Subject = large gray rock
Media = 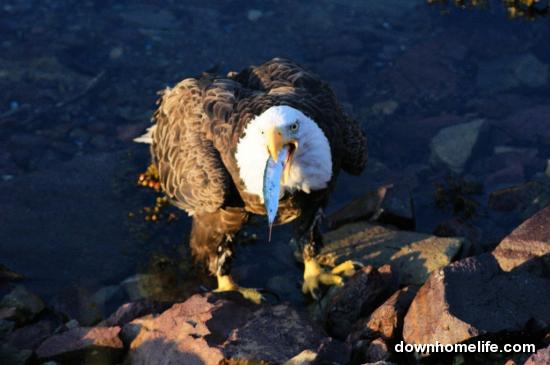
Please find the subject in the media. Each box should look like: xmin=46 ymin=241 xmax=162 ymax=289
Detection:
xmin=128 ymin=293 xmax=326 ymax=365
xmin=319 ymin=222 xmax=464 ymax=286
xmin=492 ymin=206 xmax=550 ymax=276
xmin=403 ymin=254 xmax=550 ymax=346
xmin=429 ymin=119 xmax=486 ymax=173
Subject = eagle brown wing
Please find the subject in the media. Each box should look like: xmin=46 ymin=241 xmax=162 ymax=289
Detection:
xmin=151 ymin=78 xmax=233 ymax=215
xmin=233 ymin=57 xmax=368 ymax=176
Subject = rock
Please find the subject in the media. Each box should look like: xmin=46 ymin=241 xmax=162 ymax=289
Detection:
xmin=101 ymin=299 xmax=171 ymax=327
xmin=477 ymin=54 xmax=549 ymax=94
xmin=488 ymin=181 xmax=550 ymax=217
xmin=0 ymin=343 xmax=32 ymax=365
xmin=319 ymin=222 xmax=465 ymax=286
xmin=378 ymin=40 xmax=461 ymax=103
xmin=329 ymin=184 xmax=415 ymax=231
xmin=371 ymin=100 xmax=399 ymax=116
xmin=429 ymin=119 xmax=486 ymax=173
xmin=0 ymin=319 xmax=14 ymax=338
xmin=380 ymin=114 xmax=466 ymax=166
xmin=0 ymin=307 xmax=17 ymax=321
xmin=403 ymin=254 xmax=550 ymax=346
xmin=546 ymin=160 xmax=550 ymax=178
xmin=313 ymin=337 xmax=351 ymax=365
xmin=247 ymin=9 xmax=263 ymax=22
xmin=349 ymin=286 xmax=418 ymax=343
xmin=129 ymin=293 xmax=325 ymax=365
xmin=492 ymin=206 xmax=550 ymax=276
xmin=365 ymin=338 xmax=391 ymax=363
xmin=328 ymin=186 xmax=386 ymax=229
xmin=36 ymin=326 xmax=123 ymax=364
xmin=121 ymin=274 xmax=170 ymax=301
xmin=497 ymin=105 xmax=550 ymax=144
xmin=433 ymin=218 xmax=480 ymax=256
xmin=6 ymin=319 xmax=56 ymax=351
xmin=324 ymin=265 xmax=398 ymax=339
xmin=524 ymin=345 xmax=550 ymax=365
xmin=0 ymin=264 xmax=24 ymax=283
xmin=0 ymin=286 xmax=45 ymax=324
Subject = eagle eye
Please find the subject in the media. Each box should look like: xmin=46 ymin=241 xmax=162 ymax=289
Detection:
xmin=289 ymin=121 xmax=299 ymax=132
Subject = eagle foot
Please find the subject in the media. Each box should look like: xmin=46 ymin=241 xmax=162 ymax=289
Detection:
xmin=214 ymin=274 xmax=263 ymax=304
xmin=302 ymin=259 xmax=357 ymax=300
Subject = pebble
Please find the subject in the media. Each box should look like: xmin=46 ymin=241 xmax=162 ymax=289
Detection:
xmin=109 ymin=47 xmax=124 ymax=59
xmin=247 ymin=9 xmax=263 ymax=21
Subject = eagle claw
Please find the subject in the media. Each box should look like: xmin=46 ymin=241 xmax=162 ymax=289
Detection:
xmin=302 ymin=259 xmax=356 ymax=300
xmin=214 ymin=274 xmax=264 ymax=304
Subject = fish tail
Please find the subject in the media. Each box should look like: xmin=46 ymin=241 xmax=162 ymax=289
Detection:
xmin=268 ymin=223 xmax=273 ymax=242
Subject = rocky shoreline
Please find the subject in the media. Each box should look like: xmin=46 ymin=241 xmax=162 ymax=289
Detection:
xmin=2 ymin=198 xmax=549 ymax=365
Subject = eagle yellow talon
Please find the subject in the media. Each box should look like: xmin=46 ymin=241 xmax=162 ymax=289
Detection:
xmin=214 ymin=274 xmax=263 ymax=304
xmin=330 ymin=260 xmax=357 ymax=277
xmin=302 ymin=259 xmax=355 ymax=299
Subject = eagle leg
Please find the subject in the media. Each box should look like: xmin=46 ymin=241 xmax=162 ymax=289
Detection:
xmin=295 ymin=207 xmax=356 ymax=299
xmin=190 ymin=208 xmax=262 ymax=304
xmin=213 ymin=242 xmax=263 ymax=304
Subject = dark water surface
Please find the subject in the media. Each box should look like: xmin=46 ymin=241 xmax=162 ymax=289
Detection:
xmin=1 ymin=0 xmax=549 ymax=319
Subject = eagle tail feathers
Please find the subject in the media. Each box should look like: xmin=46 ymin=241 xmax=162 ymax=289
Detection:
xmin=133 ymin=125 xmax=157 ymax=144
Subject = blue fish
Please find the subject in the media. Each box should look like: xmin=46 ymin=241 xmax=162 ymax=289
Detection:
xmin=263 ymin=147 xmax=289 ymax=241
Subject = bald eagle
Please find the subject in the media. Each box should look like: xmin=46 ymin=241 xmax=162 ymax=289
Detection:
xmin=136 ymin=58 xmax=367 ymax=302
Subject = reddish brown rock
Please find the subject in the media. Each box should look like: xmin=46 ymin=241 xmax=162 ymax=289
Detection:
xmin=36 ymin=326 xmax=123 ymax=363
xmin=492 ymin=206 xmax=550 ymax=275
xmin=128 ymin=292 xmax=325 ymax=365
xmin=349 ymin=286 xmax=418 ymax=344
xmin=524 ymin=345 xmax=550 ymax=365
xmin=325 ymin=265 xmax=398 ymax=340
xmin=403 ymin=254 xmax=550 ymax=346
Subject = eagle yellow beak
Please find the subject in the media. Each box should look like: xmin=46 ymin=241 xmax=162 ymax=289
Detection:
xmin=267 ymin=127 xmax=284 ymax=162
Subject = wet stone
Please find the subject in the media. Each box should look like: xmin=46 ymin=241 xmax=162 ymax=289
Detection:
xmin=429 ymin=119 xmax=486 ymax=174
xmin=0 ymin=286 xmax=45 ymax=324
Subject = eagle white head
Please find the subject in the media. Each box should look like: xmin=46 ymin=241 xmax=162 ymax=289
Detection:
xmin=235 ymin=105 xmax=333 ymax=199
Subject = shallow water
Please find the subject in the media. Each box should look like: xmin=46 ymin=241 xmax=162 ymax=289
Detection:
xmin=1 ymin=0 xmax=549 ymax=318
